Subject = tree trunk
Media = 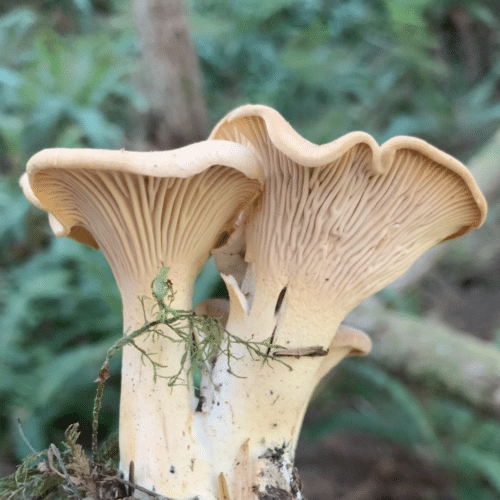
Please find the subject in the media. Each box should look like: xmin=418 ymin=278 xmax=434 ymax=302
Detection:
xmin=132 ymin=0 xmax=208 ymax=149
xmin=346 ymin=302 xmax=500 ymax=416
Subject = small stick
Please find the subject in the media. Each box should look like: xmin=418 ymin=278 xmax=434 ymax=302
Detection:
xmin=17 ymin=418 xmax=37 ymax=455
xmin=104 ymin=475 xmax=177 ymax=500
xmin=273 ymin=346 xmax=329 ymax=357
xmin=49 ymin=444 xmax=84 ymax=500
xmin=92 ymin=362 xmax=109 ymax=464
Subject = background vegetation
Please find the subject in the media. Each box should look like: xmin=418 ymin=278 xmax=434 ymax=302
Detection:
xmin=1 ymin=0 xmax=500 ymax=499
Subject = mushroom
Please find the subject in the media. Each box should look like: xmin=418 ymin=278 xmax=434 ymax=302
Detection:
xmin=20 ymin=141 xmax=263 ymax=498
xmin=202 ymin=104 xmax=487 ymax=496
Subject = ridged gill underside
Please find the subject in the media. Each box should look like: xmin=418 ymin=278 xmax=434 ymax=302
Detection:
xmin=214 ymin=116 xmax=482 ymax=312
xmin=32 ymin=166 xmax=260 ymax=291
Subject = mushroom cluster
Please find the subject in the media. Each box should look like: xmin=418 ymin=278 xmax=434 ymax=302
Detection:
xmin=21 ymin=105 xmax=486 ymax=500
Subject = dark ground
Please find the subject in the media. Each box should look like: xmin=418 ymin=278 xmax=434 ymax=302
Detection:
xmin=297 ymin=433 xmax=454 ymax=500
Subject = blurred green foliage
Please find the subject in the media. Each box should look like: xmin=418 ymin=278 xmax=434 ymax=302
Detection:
xmin=188 ymin=0 xmax=500 ymax=158
xmin=0 ymin=0 xmax=141 ymax=172
xmin=0 ymin=0 xmax=136 ymax=477
xmin=1 ymin=0 xmax=500 ymax=499
xmin=0 ymin=174 xmax=122 ymax=459
xmin=306 ymin=359 xmax=500 ymax=499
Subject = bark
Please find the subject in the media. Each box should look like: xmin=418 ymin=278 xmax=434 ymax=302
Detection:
xmin=132 ymin=0 xmax=208 ymax=149
xmin=346 ymin=303 xmax=500 ymax=415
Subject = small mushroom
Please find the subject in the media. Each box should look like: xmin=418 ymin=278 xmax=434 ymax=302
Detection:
xmin=20 ymin=141 xmax=263 ymax=497
xmin=293 ymin=325 xmax=372 ymax=441
xmin=195 ymin=297 xmax=230 ymax=328
xmin=203 ymin=105 xmax=486 ymax=495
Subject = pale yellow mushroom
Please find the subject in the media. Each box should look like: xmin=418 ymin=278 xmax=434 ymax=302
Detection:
xmin=21 ymin=141 xmax=263 ymax=499
xmin=202 ymin=104 xmax=486 ymax=498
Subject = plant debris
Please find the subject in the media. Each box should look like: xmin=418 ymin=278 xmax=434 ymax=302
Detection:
xmin=0 ymin=424 xmax=127 ymax=500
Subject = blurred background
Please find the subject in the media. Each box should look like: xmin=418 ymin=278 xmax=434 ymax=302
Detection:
xmin=1 ymin=0 xmax=500 ymax=499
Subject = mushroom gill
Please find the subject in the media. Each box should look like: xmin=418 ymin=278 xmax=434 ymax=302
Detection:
xmin=211 ymin=107 xmax=485 ymax=320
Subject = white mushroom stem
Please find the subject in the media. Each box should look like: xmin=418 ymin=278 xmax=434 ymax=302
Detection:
xmin=118 ymin=266 xmax=206 ymax=498
xmin=196 ymin=297 xmax=370 ymax=497
xmin=196 ymin=283 xmax=341 ymax=494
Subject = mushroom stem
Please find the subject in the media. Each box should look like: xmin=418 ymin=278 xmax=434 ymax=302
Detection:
xmin=118 ymin=266 xmax=212 ymax=498
xmin=196 ymin=281 xmax=353 ymax=498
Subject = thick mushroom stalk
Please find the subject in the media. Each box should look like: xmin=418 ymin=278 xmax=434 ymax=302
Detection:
xmin=204 ymin=105 xmax=487 ymax=497
xmin=21 ymin=142 xmax=263 ymax=499
xmin=195 ymin=299 xmax=371 ymax=497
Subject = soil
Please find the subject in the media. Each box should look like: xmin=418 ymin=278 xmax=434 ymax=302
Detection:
xmin=296 ymin=433 xmax=454 ymax=500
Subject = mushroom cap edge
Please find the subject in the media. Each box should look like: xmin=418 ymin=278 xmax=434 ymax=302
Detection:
xmin=209 ymin=104 xmax=487 ymax=240
xmin=25 ymin=140 xmax=264 ymax=185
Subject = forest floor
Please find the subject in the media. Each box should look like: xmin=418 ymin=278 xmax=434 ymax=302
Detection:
xmin=296 ymin=432 xmax=454 ymax=500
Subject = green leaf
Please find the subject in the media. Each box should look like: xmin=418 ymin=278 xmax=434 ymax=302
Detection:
xmin=467 ymin=421 xmax=500 ymax=454
xmin=0 ymin=65 xmax=20 ymax=86
xmin=35 ymin=341 xmax=114 ymax=407
xmin=455 ymin=445 xmax=500 ymax=493
xmin=304 ymin=407 xmax=423 ymax=449
xmin=68 ymin=104 xmax=124 ymax=148
xmin=231 ymin=0 xmax=298 ymax=20
xmin=344 ymin=361 xmax=440 ymax=449
xmin=0 ymin=7 xmax=37 ymax=46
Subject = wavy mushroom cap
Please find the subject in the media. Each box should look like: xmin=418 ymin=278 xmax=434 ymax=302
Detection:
xmin=21 ymin=141 xmax=263 ymax=291
xmin=209 ymin=105 xmax=487 ymax=314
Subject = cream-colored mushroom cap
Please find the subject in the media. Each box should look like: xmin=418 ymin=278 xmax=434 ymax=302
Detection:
xmin=209 ymin=105 xmax=487 ymax=320
xmin=20 ymin=141 xmax=263 ymax=293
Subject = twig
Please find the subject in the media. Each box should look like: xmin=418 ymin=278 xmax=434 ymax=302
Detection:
xmin=90 ymin=319 xmax=162 ymax=458
xmin=49 ymin=444 xmax=84 ymax=500
xmin=104 ymin=475 xmax=179 ymax=500
xmin=102 ymin=319 xmax=162 ymax=369
xmin=92 ymin=362 xmax=109 ymax=464
xmin=17 ymin=418 xmax=37 ymax=455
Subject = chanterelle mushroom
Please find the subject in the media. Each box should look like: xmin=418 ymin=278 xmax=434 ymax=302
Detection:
xmin=203 ymin=104 xmax=487 ymax=497
xmin=20 ymin=141 xmax=263 ymax=498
